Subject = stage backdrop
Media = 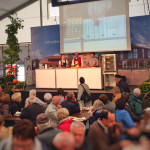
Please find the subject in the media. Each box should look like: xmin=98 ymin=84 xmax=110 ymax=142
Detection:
xmin=31 ymin=25 xmax=60 ymax=69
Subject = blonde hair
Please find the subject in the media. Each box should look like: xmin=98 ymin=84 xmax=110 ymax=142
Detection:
xmin=11 ymin=92 xmax=21 ymax=102
xmin=57 ymin=108 xmax=69 ymax=120
xmin=93 ymin=100 xmax=104 ymax=111
xmin=29 ymin=89 xmax=36 ymax=97
xmin=113 ymin=86 xmax=121 ymax=94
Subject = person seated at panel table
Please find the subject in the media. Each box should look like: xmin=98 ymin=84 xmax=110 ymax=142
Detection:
xmin=58 ymin=55 xmax=68 ymax=68
xmin=87 ymin=53 xmax=99 ymax=67
xmin=71 ymin=52 xmax=83 ymax=67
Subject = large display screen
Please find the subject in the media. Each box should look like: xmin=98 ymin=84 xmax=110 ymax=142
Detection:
xmin=60 ymin=0 xmax=131 ymax=53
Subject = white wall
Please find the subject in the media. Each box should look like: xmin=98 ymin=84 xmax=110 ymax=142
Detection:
xmin=0 ymin=0 xmax=150 ymax=44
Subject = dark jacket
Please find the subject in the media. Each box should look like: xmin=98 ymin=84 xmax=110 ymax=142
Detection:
xmin=125 ymin=104 xmax=142 ymax=122
xmin=61 ymin=100 xmax=80 ymax=116
xmin=76 ymin=137 xmax=94 ymax=150
xmin=20 ymin=103 xmax=43 ymax=125
xmin=129 ymin=94 xmax=144 ymax=115
xmin=89 ymin=110 xmax=103 ymax=125
xmin=117 ymin=79 xmax=130 ymax=93
xmin=38 ymin=127 xmax=61 ymax=150
xmin=10 ymin=101 xmax=21 ymax=116
xmin=88 ymin=120 xmax=121 ymax=150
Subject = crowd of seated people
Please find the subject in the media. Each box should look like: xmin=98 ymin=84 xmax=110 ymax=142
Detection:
xmin=0 ymin=75 xmax=149 ymax=150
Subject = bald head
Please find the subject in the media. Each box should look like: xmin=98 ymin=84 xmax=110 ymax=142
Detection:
xmin=52 ymin=96 xmax=60 ymax=106
xmin=53 ymin=132 xmax=75 ymax=150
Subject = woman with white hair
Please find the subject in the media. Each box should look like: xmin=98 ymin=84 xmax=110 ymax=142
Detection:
xmin=10 ymin=92 xmax=22 ymax=116
xmin=129 ymin=88 xmax=144 ymax=115
xmin=89 ymin=100 xmax=104 ymax=125
xmin=25 ymin=89 xmax=46 ymax=107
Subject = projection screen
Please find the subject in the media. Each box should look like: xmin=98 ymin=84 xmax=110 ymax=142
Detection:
xmin=59 ymin=0 xmax=131 ymax=53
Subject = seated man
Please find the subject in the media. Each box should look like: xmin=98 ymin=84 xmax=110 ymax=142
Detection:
xmin=114 ymin=74 xmax=130 ymax=93
xmin=53 ymin=132 xmax=75 ymax=150
xmin=20 ymin=99 xmax=43 ymax=125
xmin=36 ymin=113 xmax=61 ymax=149
xmin=88 ymin=110 xmax=135 ymax=150
xmin=129 ymin=88 xmax=144 ymax=115
xmin=25 ymin=89 xmax=46 ymax=107
xmin=112 ymin=86 xmax=121 ymax=104
xmin=45 ymin=96 xmax=61 ymax=128
xmin=70 ymin=121 xmax=94 ymax=150
xmin=0 ymin=119 xmax=47 ymax=150
xmin=61 ymin=92 xmax=80 ymax=116
xmin=87 ymin=53 xmax=98 ymax=67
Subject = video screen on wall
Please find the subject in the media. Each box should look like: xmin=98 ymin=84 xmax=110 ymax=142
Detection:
xmin=60 ymin=0 xmax=131 ymax=53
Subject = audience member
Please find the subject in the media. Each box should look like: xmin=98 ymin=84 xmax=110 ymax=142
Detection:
xmin=57 ymin=108 xmax=73 ymax=132
xmin=44 ymin=93 xmax=52 ymax=104
xmin=45 ymin=96 xmax=61 ymax=128
xmin=53 ymin=132 xmax=75 ymax=150
xmin=36 ymin=113 xmax=61 ymax=149
xmin=99 ymin=94 xmax=116 ymax=112
xmin=77 ymin=77 xmax=91 ymax=107
xmin=112 ymin=86 xmax=121 ymax=104
xmin=10 ymin=92 xmax=22 ymax=116
xmin=114 ymin=74 xmax=130 ymax=93
xmin=122 ymin=92 xmax=142 ymax=122
xmin=89 ymin=100 xmax=104 ymax=125
xmin=20 ymin=99 xmax=43 ymax=125
xmin=57 ymin=88 xmax=66 ymax=103
xmin=61 ymin=92 xmax=80 ymax=116
xmin=0 ymin=86 xmax=10 ymax=118
xmin=0 ymin=119 xmax=47 ymax=150
xmin=70 ymin=121 xmax=94 ymax=150
xmin=129 ymin=88 xmax=144 ymax=115
xmin=0 ymin=115 xmax=13 ymax=142
xmin=88 ymin=110 xmax=131 ymax=150
xmin=25 ymin=89 xmax=46 ymax=107
xmin=115 ymin=98 xmax=135 ymax=129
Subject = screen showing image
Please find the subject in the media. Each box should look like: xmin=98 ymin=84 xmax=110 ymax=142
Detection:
xmin=60 ymin=0 xmax=131 ymax=53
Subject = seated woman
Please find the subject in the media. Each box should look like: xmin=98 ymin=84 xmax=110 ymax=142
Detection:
xmin=0 ymin=115 xmax=13 ymax=142
xmin=58 ymin=55 xmax=68 ymax=68
xmin=57 ymin=108 xmax=73 ymax=132
xmin=0 ymin=87 xmax=10 ymax=118
xmin=115 ymin=98 xmax=135 ymax=129
xmin=129 ymin=88 xmax=144 ymax=115
xmin=10 ymin=92 xmax=22 ymax=116
xmin=25 ymin=89 xmax=46 ymax=107
xmin=89 ymin=100 xmax=104 ymax=125
xmin=57 ymin=88 xmax=67 ymax=103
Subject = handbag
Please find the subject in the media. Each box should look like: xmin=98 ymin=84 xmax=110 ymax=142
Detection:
xmin=80 ymin=84 xmax=91 ymax=104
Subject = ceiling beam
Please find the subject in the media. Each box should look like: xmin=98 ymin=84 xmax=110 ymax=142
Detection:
xmin=0 ymin=0 xmax=38 ymax=21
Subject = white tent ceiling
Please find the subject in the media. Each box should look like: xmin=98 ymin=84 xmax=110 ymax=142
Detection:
xmin=0 ymin=0 xmax=38 ymax=20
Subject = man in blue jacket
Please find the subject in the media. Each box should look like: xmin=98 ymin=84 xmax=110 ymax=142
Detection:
xmin=61 ymin=92 xmax=80 ymax=116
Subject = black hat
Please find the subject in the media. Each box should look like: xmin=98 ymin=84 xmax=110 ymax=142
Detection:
xmin=114 ymin=74 xmax=122 ymax=78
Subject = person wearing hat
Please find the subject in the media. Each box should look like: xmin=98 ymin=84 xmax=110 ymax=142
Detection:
xmin=114 ymin=74 xmax=130 ymax=93
xmin=36 ymin=113 xmax=61 ymax=150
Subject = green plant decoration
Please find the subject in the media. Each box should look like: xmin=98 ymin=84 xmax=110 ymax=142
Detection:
xmin=4 ymin=12 xmax=24 ymax=77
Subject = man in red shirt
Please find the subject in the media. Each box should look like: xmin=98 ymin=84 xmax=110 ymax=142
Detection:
xmin=72 ymin=52 xmax=83 ymax=67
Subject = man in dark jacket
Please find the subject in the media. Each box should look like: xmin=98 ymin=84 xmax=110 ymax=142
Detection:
xmin=114 ymin=74 xmax=130 ymax=93
xmin=20 ymin=102 xmax=43 ymax=125
xmin=61 ymin=92 xmax=80 ymax=116
xmin=36 ymin=113 xmax=61 ymax=149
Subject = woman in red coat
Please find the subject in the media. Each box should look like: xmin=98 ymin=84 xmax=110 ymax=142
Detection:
xmin=57 ymin=108 xmax=73 ymax=132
